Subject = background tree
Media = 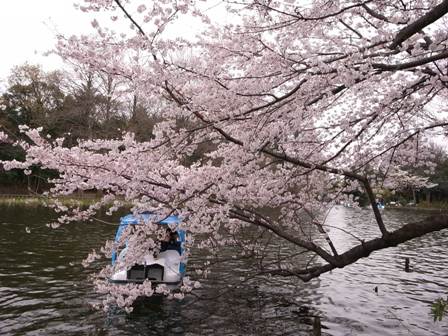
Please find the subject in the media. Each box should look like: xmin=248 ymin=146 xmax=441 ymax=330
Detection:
xmin=424 ymin=143 xmax=448 ymax=203
xmin=1 ymin=64 xmax=67 ymax=135
xmin=0 ymin=60 xmax=171 ymax=192
xmin=0 ymin=64 xmax=69 ymax=192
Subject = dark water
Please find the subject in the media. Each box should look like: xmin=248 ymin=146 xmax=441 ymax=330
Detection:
xmin=0 ymin=205 xmax=447 ymax=335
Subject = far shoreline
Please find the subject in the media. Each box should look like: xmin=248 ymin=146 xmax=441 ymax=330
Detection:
xmin=0 ymin=193 xmax=102 ymax=206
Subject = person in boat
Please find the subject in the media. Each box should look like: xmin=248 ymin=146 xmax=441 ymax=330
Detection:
xmin=160 ymin=228 xmax=180 ymax=253
xmin=376 ymin=197 xmax=385 ymax=209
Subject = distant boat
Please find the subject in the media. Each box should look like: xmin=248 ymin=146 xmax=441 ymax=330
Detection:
xmin=109 ymin=213 xmax=186 ymax=289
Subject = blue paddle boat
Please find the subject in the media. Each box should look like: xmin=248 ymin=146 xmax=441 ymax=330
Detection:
xmin=109 ymin=213 xmax=186 ymax=288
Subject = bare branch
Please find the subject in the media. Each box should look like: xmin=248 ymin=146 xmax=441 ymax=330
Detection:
xmin=113 ymin=0 xmax=148 ymax=38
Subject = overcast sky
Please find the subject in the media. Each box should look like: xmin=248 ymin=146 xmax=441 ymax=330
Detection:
xmin=0 ymin=1 xmax=225 ymax=84
xmin=0 ymin=1 xmax=94 ymax=81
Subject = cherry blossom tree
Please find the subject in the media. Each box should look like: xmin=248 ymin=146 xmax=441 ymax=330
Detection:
xmin=2 ymin=0 xmax=448 ymax=310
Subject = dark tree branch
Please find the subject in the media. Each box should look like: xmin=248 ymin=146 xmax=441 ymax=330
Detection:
xmin=373 ymin=50 xmax=448 ymax=71
xmin=292 ymin=2 xmax=373 ymax=21
xmin=361 ymin=4 xmax=390 ymax=22
xmin=270 ymin=214 xmax=448 ymax=281
xmin=339 ymin=19 xmax=364 ymax=39
xmin=226 ymin=205 xmax=337 ymax=264
xmin=389 ymin=0 xmax=448 ymax=49
xmin=362 ymin=179 xmax=388 ymax=236
xmin=113 ymin=0 xmax=148 ymax=38
xmin=113 ymin=0 xmax=159 ymax=61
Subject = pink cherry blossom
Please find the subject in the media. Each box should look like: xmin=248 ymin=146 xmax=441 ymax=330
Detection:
xmin=2 ymin=0 xmax=448 ymax=311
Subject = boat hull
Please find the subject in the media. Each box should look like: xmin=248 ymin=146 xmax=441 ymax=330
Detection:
xmin=109 ymin=250 xmax=184 ymax=288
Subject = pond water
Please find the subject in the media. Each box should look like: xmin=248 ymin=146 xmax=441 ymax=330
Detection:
xmin=0 ymin=204 xmax=447 ymax=335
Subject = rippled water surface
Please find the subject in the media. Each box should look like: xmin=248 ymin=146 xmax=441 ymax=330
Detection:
xmin=0 ymin=205 xmax=447 ymax=335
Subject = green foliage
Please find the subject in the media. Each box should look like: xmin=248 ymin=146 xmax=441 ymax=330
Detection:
xmin=431 ymin=297 xmax=448 ymax=322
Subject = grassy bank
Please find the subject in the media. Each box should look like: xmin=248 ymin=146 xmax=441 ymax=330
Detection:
xmin=0 ymin=194 xmax=102 ymax=207
xmin=416 ymin=201 xmax=448 ymax=210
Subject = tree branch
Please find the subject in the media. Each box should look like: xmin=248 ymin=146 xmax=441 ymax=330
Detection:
xmin=389 ymin=0 xmax=448 ymax=49
xmin=113 ymin=0 xmax=148 ymax=38
xmin=270 ymin=214 xmax=448 ymax=281
xmin=362 ymin=179 xmax=388 ymax=236
xmin=373 ymin=50 xmax=448 ymax=71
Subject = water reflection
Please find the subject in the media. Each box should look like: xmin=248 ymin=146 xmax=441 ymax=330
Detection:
xmin=0 ymin=205 xmax=447 ymax=335
xmin=320 ymin=206 xmax=448 ymax=336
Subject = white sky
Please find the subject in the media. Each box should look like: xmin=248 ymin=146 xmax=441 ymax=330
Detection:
xmin=0 ymin=0 xmax=227 ymax=86
xmin=0 ymin=1 xmax=94 ymax=82
xmin=0 ymin=1 xmax=446 ymax=151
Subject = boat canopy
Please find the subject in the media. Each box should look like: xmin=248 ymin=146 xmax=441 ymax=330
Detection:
xmin=111 ymin=212 xmax=185 ymax=265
